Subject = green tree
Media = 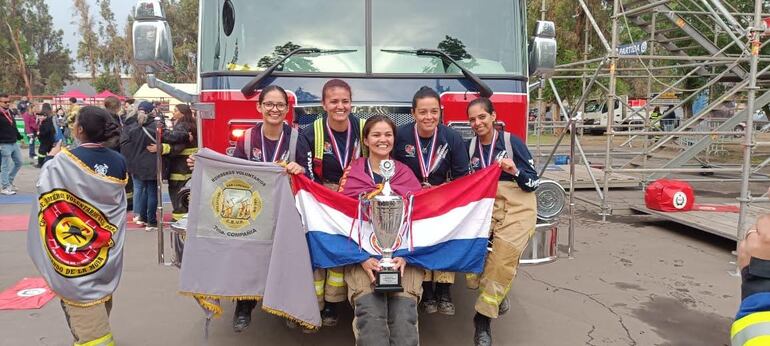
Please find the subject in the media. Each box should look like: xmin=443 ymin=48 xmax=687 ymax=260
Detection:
xmin=0 ymin=0 xmax=73 ymax=96
xmin=93 ymin=72 xmax=121 ymax=93
xmin=97 ymin=0 xmax=128 ymax=95
xmin=257 ymin=41 xmax=318 ymax=72
xmin=73 ymin=0 xmax=99 ymax=80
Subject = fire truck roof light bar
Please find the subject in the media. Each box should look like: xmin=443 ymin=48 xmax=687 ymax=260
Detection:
xmin=240 ymin=47 xmax=358 ymax=98
xmin=380 ymin=48 xmax=493 ymax=98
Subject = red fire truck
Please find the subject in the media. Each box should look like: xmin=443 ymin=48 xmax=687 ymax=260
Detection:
xmin=132 ymin=0 xmax=556 ymax=152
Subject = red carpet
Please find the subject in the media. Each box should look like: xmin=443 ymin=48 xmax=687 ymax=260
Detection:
xmin=0 ymin=213 xmax=175 ymax=232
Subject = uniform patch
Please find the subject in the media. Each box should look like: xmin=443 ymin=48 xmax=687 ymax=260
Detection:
xmin=404 ymin=144 xmax=416 ymax=158
xmin=38 ymin=189 xmax=116 ymax=278
xmin=471 ymin=157 xmax=480 ymax=169
xmin=211 ymin=178 xmax=263 ymax=234
xmin=93 ymin=164 xmax=108 ymax=177
xmin=323 ymin=142 xmax=333 ymax=155
xmin=251 ymin=148 xmax=263 ymax=161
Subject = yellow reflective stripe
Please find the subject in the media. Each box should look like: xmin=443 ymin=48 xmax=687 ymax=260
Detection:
xmin=74 ymin=333 xmax=114 ymax=346
xmin=480 ymin=292 xmax=507 ymax=306
xmin=169 ymin=173 xmax=192 ymax=181
xmin=161 ymin=143 xmax=171 ymax=155
xmin=314 ymin=280 xmax=325 ymax=296
xmin=733 ymin=321 xmax=770 ymax=346
xmin=327 ymin=270 xmax=345 ymax=287
xmin=358 ymin=118 xmax=367 ymax=157
xmin=180 ymin=147 xmax=198 ymax=156
xmin=313 ymin=118 xmax=324 ymax=160
xmin=746 ymin=335 xmax=770 ymax=346
xmin=172 ymin=212 xmax=186 ymax=219
xmin=733 ymin=312 xmax=770 ymax=338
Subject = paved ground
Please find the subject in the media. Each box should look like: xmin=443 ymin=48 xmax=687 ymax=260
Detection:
xmin=0 ymin=163 xmax=744 ymax=346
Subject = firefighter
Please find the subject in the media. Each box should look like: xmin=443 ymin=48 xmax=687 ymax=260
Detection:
xmin=299 ymin=79 xmax=365 ymax=327
xmin=465 ymin=97 xmax=539 ymax=346
xmin=337 ymin=115 xmax=423 ymax=346
xmin=393 ymin=86 xmax=470 ymax=316
xmin=732 ymin=213 xmax=770 ymax=346
xmin=147 ymin=104 xmax=198 ymax=221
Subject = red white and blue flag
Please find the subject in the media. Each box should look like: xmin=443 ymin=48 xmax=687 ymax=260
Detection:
xmin=291 ymin=165 xmax=501 ymax=273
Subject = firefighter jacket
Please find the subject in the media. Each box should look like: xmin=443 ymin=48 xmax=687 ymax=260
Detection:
xmin=161 ymin=121 xmax=197 ymax=183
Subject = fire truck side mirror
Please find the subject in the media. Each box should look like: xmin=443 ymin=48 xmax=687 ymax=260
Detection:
xmin=132 ymin=0 xmax=174 ymax=72
xmin=528 ymin=20 xmax=557 ymax=78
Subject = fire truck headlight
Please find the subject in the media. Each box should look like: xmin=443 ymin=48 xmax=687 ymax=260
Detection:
xmin=231 ymin=129 xmax=245 ymax=139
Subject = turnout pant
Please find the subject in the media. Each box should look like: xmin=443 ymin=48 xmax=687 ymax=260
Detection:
xmin=168 ymin=179 xmax=187 ymax=221
xmin=313 ymin=182 xmax=347 ymax=308
xmin=423 ymin=270 xmax=455 ymax=284
xmin=345 ymin=264 xmax=424 ymax=346
xmin=60 ymin=299 xmax=114 ymax=346
xmin=468 ymin=181 xmax=536 ymax=319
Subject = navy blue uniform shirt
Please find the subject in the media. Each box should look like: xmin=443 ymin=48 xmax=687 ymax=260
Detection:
xmin=69 ymin=145 xmax=127 ymax=180
xmin=299 ymin=115 xmax=363 ymax=184
xmin=393 ymin=123 xmax=469 ymax=186
xmin=468 ymin=131 xmax=539 ymax=192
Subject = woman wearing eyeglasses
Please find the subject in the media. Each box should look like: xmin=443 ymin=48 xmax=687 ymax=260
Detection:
xmin=229 ymin=84 xmax=307 ymax=332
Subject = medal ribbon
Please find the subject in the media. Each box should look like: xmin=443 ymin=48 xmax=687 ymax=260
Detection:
xmin=414 ymin=127 xmax=438 ymax=182
xmin=366 ymin=159 xmax=376 ymax=184
xmin=326 ymin=119 xmax=352 ymax=169
xmin=260 ymin=124 xmax=285 ymax=163
xmin=478 ymin=130 xmax=498 ymax=168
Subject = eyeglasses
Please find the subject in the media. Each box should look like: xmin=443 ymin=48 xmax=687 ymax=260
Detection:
xmin=262 ymin=102 xmax=287 ymax=111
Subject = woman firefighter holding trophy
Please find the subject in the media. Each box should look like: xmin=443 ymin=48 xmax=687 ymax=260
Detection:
xmin=465 ymin=97 xmax=540 ymax=346
xmin=337 ymin=115 xmax=424 ymax=345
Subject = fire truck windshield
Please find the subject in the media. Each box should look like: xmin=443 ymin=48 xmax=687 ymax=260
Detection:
xmin=200 ymin=0 xmax=526 ymax=76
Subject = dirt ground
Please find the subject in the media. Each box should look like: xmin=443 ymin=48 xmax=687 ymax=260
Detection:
xmin=0 ymin=161 xmax=745 ymax=346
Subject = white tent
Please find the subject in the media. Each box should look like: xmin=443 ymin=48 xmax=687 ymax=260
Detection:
xmin=132 ymin=83 xmax=198 ymax=110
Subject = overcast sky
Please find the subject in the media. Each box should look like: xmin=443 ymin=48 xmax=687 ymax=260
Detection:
xmin=47 ymin=0 xmax=135 ymax=73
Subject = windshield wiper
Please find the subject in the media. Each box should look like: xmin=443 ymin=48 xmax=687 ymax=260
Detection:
xmin=241 ymin=48 xmax=357 ymax=97
xmin=381 ymin=48 xmax=493 ymax=98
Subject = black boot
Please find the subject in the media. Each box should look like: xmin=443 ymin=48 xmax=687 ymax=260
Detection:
xmin=498 ymin=296 xmax=510 ymax=316
xmin=473 ymin=313 xmax=492 ymax=346
xmin=233 ymin=300 xmax=257 ymax=333
xmin=419 ymin=282 xmax=437 ymax=314
xmin=435 ymin=283 xmax=455 ymax=315
xmin=321 ymin=301 xmax=339 ymax=327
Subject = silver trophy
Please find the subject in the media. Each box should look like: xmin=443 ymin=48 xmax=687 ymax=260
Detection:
xmin=368 ymin=160 xmax=404 ymax=293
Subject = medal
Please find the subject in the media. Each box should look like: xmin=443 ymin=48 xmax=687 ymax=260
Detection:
xmin=414 ymin=127 xmax=438 ymax=183
xmin=260 ymin=124 xmax=286 ymax=163
xmin=326 ymin=119 xmax=352 ymax=169
xmin=478 ymin=130 xmax=498 ymax=168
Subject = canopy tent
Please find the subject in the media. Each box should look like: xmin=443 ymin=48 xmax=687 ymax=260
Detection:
xmin=94 ymin=90 xmax=125 ymax=100
xmin=58 ymin=89 xmax=91 ymax=100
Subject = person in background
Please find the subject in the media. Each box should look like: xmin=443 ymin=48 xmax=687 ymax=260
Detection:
xmin=22 ymin=101 xmax=39 ymax=163
xmin=35 ymin=103 xmax=56 ymax=168
xmin=147 ymin=104 xmax=198 ymax=222
xmin=16 ymin=96 xmax=29 ymax=115
xmin=120 ymin=101 xmax=159 ymax=231
xmin=102 ymin=96 xmax=123 ymax=151
xmin=466 ymin=97 xmax=539 ymax=346
xmin=66 ymin=97 xmax=81 ymax=146
xmin=0 ymin=93 xmax=22 ymax=195
xmin=732 ymin=212 xmax=770 ymax=346
xmin=393 ymin=86 xmax=470 ymax=316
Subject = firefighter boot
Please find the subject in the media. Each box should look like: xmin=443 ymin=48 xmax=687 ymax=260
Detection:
xmin=473 ymin=313 xmax=492 ymax=346
xmin=233 ymin=300 xmax=257 ymax=332
xmin=321 ymin=301 xmax=339 ymax=327
xmin=436 ymin=283 xmax=455 ymax=315
xmin=419 ymin=281 xmax=437 ymax=314
xmin=498 ymin=296 xmax=510 ymax=316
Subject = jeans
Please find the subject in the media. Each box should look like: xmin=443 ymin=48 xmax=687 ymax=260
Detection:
xmin=26 ymin=133 xmax=36 ymax=160
xmin=0 ymin=142 xmax=22 ymax=189
xmin=132 ymin=177 xmax=158 ymax=225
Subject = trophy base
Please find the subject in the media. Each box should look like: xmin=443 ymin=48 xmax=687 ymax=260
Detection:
xmin=374 ymin=270 xmax=403 ymax=293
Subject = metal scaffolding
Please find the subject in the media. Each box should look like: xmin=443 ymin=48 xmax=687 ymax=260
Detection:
xmin=535 ymin=0 xmax=769 ymax=250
